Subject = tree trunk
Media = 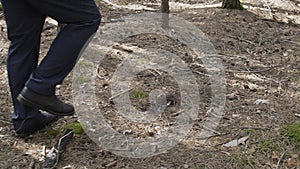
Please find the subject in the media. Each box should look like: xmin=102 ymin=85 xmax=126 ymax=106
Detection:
xmin=222 ymin=0 xmax=243 ymax=10
xmin=160 ymin=0 xmax=170 ymax=29
xmin=161 ymin=0 xmax=170 ymax=14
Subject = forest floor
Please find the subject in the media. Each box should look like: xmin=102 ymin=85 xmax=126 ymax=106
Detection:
xmin=0 ymin=0 xmax=299 ymax=168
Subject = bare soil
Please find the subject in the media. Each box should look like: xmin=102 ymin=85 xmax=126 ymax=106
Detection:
xmin=0 ymin=0 xmax=299 ymax=168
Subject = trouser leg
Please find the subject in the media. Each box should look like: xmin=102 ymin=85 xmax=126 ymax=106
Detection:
xmin=1 ymin=0 xmax=46 ymax=121
xmin=25 ymin=0 xmax=101 ymax=95
xmin=2 ymin=0 xmax=101 ymax=127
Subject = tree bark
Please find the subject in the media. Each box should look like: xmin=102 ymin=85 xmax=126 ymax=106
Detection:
xmin=160 ymin=0 xmax=170 ymax=29
xmin=222 ymin=0 xmax=243 ymax=10
xmin=161 ymin=0 xmax=170 ymax=14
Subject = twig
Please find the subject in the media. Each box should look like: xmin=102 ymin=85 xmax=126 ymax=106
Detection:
xmin=226 ymin=64 xmax=282 ymax=73
xmin=150 ymin=69 xmax=162 ymax=76
xmin=28 ymin=159 xmax=35 ymax=169
xmin=226 ymin=67 xmax=273 ymax=73
xmin=0 ymin=134 xmax=9 ymax=138
xmin=192 ymin=70 xmax=210 ymax=77
xmin=239 ymin=126 xmax=271 ymax=131
xmin=71 ymin=147 xmax=98 ymax=151
xmin=228 ymin=35 xmax=257 ymax=46
xmin=202 ymin=125 xmax=222 ymax=135
xmin=0 ymin=119 xmax=11 ymax=125
xmin=190 ymin=63 xmax=204 ymax=67
xmin=106 ymin=160 xmax=117 ymax=168
xmin=171 ymin=109 xmax=185 ymax=117
xmin=276 ymin=151 xmax=286 ymax=169
xmin=247 ymin=157 xmax=255 ymax=169
xmin=109 ymin=88 xmax=133 ymax=100
xmin=283 ymin=40 xmax=300 ymax=45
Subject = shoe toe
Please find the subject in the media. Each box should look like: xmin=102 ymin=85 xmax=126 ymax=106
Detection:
xmin=13 ymin=111 xmax=59 ymax=137
xmin=13 ymin=118 xmax=45 ymax=137
xmin=40 ymin=111 xmax=59 ymax=125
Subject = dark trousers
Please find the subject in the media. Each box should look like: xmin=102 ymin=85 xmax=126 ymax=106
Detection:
xmin=1 ymin=0 xmax=101 ymax=125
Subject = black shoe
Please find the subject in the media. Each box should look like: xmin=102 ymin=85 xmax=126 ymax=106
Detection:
xmin=17 ymin=87 xmax=75 ymax=116
xmin=14 ymin=111 xmax=59 ymax=138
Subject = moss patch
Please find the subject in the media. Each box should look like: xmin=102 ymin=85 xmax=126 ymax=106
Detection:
xmin=64 ymin=122 xmax=85 ymax=134
xmin=75 ymin=76 xmax=91 ymax=84
xmin=282 ymin=122 xmax=300 ymax=144
xmin=257 ymin=140 xmax=279 ymax=152
xmin=46 ymin=128 xmax=60 ymax=137
xmin=77 ymin=59 xmax=93 ymax=68
xmin=130 ymin=90 xmax=149 ymax=99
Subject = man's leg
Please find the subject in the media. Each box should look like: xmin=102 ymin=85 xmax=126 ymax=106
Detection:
xmin=25 ymin=0 xmax=101 ymax=96
xmin=1 ymin=0 xmax=57 ymax=135
xmin=15 ymin=0 xmax=101 ymax=116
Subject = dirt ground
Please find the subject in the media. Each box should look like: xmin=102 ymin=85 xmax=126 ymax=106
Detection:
xmin=0 ymin=0 xmax=299 ymax=168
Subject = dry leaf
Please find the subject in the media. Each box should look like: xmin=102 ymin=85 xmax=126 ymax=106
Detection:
xmin=286 ymin=158 xmax=299 ymax=168
xmin=222 ymin=136 xmax=249 ymax=147
xmin=272 ymin=151 xmax=280 ymax=161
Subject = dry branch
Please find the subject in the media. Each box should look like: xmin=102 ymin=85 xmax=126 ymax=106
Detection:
xmin=109 ymin=88 xmax=133 ymax=101
xmin=276 ymin=152 xmax=286 ymax=169
xmin=228 ymin=35 xmax=257 ymax=46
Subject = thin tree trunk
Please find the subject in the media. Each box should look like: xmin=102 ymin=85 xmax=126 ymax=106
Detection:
xmin=161 ymin=0 xmax=170 ymax=29
xmin=222 ymin=0 xmax=243 ymax=10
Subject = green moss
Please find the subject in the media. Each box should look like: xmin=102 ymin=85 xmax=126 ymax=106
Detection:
xmin=231 ymin=151 xmax=250 ymax=166
xmin=257 ymin=140 xmax=279 ymax=152
xmin=46 ymin=128 xmax=60 ymax=137
xmin=282 ymin=122 xmax=300 ymax=143
xmin=246 ymin=129 xmax=254 ymax=135
xmin=239 ymin=4 xmax=244 ymax=10
xmin=64 ymin=122 xmax=85 ymax=134
xmin=130 ymin=90 xmax=149 ymax=99
xmin=77 ymin=59 xmax=93 ymax=68
xmin=75 ymin=76 xmax=91 ymax=84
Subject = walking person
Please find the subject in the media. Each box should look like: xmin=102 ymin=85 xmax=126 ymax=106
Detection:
xmin=1 ymin=0 xmax=101 ymax=137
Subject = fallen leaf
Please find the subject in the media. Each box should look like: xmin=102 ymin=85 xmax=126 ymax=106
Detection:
xmin=286 ymin=158 xmax=299 ymax=168
xmin=272 ymin=151 xmax=280 ymax=161
xmin=237 ymin=136 xmax=249 ymax=145
xmin=222 ymin=136 xmax=249 ymax=147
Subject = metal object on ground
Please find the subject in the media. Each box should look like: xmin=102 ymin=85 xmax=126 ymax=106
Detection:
xmin=41 ymin=129 xmax=74 ymax=169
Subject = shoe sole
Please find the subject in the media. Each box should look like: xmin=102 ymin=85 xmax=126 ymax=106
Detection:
xmin=14 ymin=114 xmax=60 ymax=138
xmin=17 ymin=94 xmax=75 ymax=116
